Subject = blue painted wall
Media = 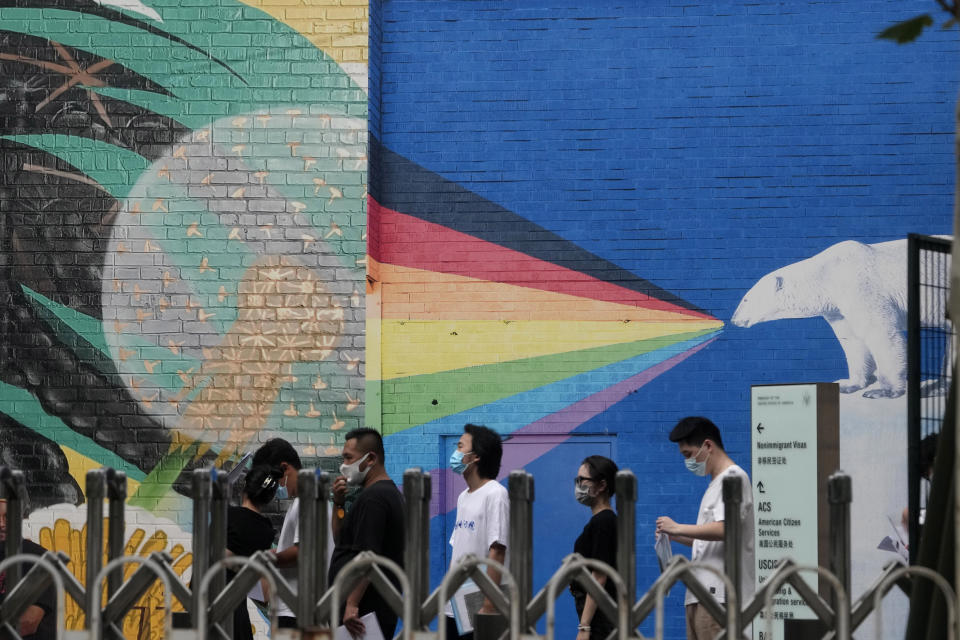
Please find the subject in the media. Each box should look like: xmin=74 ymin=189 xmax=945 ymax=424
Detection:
xmin=378 ymin=1 xmax=957 ymax=636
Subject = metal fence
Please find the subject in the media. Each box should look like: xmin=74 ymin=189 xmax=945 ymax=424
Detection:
xmin=0 ymin=465 xmax=957 ymax=640
xmin=907 ymin=233 xmax=954 ymax=564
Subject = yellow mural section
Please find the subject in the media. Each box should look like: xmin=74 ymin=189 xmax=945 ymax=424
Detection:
xmin=238 ymin=0 xmax=368 ymax=63
xmin=61 ymin=447 xmax=142 ymax=495
xmin=35 ymin=516 xmax=191 ymax=636
xmin=380 ymin=319 xmax=723 ymax=379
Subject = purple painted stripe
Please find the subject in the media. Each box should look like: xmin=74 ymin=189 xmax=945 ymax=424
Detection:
xmin=429 ymin=337 xmax=717 ymax=517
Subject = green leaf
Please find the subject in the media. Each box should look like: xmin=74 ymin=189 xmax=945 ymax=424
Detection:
xmin=877 ymin=14 xmax=934 ymax=43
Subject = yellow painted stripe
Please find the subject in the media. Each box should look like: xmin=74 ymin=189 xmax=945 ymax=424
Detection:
xmin=237 ymin=0 xmax=368 ymax=65
xmin=379 ymin=319 xmax=723 ymax=379
xmin=378 ymin=262 xmax=705 ymax=322
xmin=61 ymin=446 xmax=142 ymax=496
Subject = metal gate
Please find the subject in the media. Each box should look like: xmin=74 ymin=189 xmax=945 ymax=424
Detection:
xmin=1 ymin=465 xmax=958 ymax=639
xmin=906 ymin=233 xmax=954 ymax=564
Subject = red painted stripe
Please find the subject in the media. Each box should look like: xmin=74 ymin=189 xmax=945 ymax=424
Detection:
xmin=369 ymin=197 xmax=716 ymax=320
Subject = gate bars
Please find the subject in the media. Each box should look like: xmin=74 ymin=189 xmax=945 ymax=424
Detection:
xmin=0 ymin=466 xmax=957 ymax=640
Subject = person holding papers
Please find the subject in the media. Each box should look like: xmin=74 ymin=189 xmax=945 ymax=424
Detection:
xmin=446 ymin=424 xmax=509 ymax=640
xmin=570 ymin=456 xmax=618 ymax=640
xmin=329 ymin=428 xmax=405 ymax=639
xmin=252 ymin=438 xmax=303 ymax=629
xmin=655 ymin=417 xmax=755 ymax=640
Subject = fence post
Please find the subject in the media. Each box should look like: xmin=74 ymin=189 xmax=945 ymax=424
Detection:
xmin=403 ymin=468 xmax=431 ymax=630
xmin=615 ymin=470 xmax=637 ymax=612
xmin=316 ymin=471 xmax=332 ymax=599
xmin=509 ymin=470 xmax=534 ymax=632
xmin=722 ymin=475 xmax=743 ymax=636
xmin=0 ymin=468 xmax=26 ymax=586
xmin=191 ymin=467 xmax=213 ymax=627
xmin=106 ymin=469 xmax=127 ymax=599
xmin=209 ymin=469 xmax=230 ymax=636
xmin=828 ymin=472 xmax=852 ymax=610
xmin=298 ymin=469 xmax=319 ymax=627
xmin=85 ymin=469 xmax=107 ymax=628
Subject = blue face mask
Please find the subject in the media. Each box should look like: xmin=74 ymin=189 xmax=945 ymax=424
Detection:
xmin=684 ymin=444 xmax=710 ymax=477
xmin=450 ymin=450 xmax=473 ymax=475
xmin=276 ymin=470 xmax=290 ymax=500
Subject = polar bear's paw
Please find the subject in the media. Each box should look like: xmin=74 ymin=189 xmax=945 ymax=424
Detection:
xmin=862 ymin=386 xmax=905 ymax=399
xmin=836 ymin=376 xmax=874 ymax=394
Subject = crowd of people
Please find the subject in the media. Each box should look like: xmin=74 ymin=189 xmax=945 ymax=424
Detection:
xmin=237 ymin=417 xmax=754 ymax=640
xmin=0 ymin=416 xmax=754 ymax=640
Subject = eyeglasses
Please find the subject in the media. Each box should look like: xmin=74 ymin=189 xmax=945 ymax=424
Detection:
xmin=574 ymin=476 xmax=595 ymax=488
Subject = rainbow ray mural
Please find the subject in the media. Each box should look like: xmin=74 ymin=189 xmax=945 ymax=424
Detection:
xmin=368 ymin=139 xmax=723 ymax=502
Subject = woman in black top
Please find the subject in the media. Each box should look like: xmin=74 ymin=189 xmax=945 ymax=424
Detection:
xmin=227 ymin=465 xmax=280 ymax=640
xmin=571 ymin=455 xmax=618 ymax=640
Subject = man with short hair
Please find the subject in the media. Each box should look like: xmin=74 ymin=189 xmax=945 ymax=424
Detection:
xmin=329 ymin=428 xmax=404 ymax=639
xmin=0 ymin=499 xmax=55 ymax=639
xmin=655 ymin=416 xmax=755 ymax=640
xmin=252 ymin=438 xmax=303 ymax=629
xmin=446 ymin=423 xmax=509 ymax=640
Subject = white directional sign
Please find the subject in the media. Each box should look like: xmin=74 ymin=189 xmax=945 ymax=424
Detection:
xmin=751 ymin=384 xmax=820 ymax=639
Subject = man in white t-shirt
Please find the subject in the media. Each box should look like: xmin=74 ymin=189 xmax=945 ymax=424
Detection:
xmin=252 ymin=438 xmax=303 ymax=629
xmin=655 ymin=417 xmax=755 ymax=640
xmin=447 ymin=423 xmax=510 ymax=640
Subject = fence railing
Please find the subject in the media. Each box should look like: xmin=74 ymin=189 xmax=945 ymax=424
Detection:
xmin=0 ymin=465 xmax=956 ymax=640
xmin=906 ymin=233 xmax=954 ymax=564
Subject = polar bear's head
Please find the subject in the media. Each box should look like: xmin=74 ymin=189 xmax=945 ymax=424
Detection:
xmin=731 ymin=270 xmax=809 ymax=328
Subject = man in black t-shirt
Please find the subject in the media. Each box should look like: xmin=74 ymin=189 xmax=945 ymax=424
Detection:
xmin=0 ymin=500 xmax=55 ymax=640
xmin=329 ymin=429 xmax=404 ymax=639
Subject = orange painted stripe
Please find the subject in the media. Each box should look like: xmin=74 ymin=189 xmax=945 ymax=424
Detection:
xmin=369 ymin=199 xmax=716 ymax=320
xmin=374 ymin=261 xmax=705 ymax=322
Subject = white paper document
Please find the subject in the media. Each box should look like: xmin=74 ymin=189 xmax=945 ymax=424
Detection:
xmin=450 ymin=578 xmax=485 ymax=635
xmin=335 ymin=612 xmax=384 ymax=640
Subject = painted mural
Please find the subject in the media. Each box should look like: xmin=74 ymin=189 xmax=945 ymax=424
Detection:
xmin=23 ymin=504 xmax=193 ymax=632
xmin=0 ymin=0 xmax=367 ymax=635
xmin=0 ymin=1 xmax=958 ymax=639
xmin=373 ymin=1 xmax=958 ymax=638
xmin=733 ymin=238 xmax=952 ymax=399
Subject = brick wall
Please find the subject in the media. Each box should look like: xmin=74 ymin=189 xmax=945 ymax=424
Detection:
xmin=0 ymin=0 xmax=957 ymax=637
xmin=372 ymin=1 xmax=958 ymax=636
xmin=0 ymin=0 xmax=369 ymax=517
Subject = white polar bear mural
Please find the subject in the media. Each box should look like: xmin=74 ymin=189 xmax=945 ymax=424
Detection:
xmin=731 ymin=237 xmax=951 ymax=399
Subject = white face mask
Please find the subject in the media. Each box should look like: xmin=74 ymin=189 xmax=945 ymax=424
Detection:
xmin=340 ymin=452 xmax=372 ymax=486
xmin=684 ymin=444 xmax=710 ymax=477
xmin=574 ymin=484 xmax=596 ymax=506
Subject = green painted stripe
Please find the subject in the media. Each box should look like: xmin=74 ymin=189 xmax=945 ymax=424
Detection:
xmin=127 ymin=441 xmax=204 ymax=507
xmin=0 ymin=8 xmax=244 ymax=88
xmin=21 ymin=286 xmax=111 ymax=355
xmin=378 ymin=328 xmax=716 ymax=435
xmin=22 ymin=285 xmax=202 ymax=392
xmin=0 ymin=8 xmax=367 ymax=119
xmin=0 ymin=382 xmax=146 ymax=481
xmin=2 ymin=134 xmax=149 ymax=200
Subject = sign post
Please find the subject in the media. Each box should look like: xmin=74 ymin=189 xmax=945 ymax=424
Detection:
xmin=751 ymin=383 xmax=839 ymax=640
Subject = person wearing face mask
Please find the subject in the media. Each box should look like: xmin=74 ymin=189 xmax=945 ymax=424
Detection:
xmin=329 ymin=428 xmax=404 ymax=639
xmin=655 ymin=417 xmax=755 ymax=640
xmin=570 ymin=456 xmax=618 ymax=640
xmin=226 ymin=465 xmax=280 ymax=640
xmin=447 ymin=423 xmax=509 ymax=640
xmin=252 ymin=438 xmax=303 ymax=629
